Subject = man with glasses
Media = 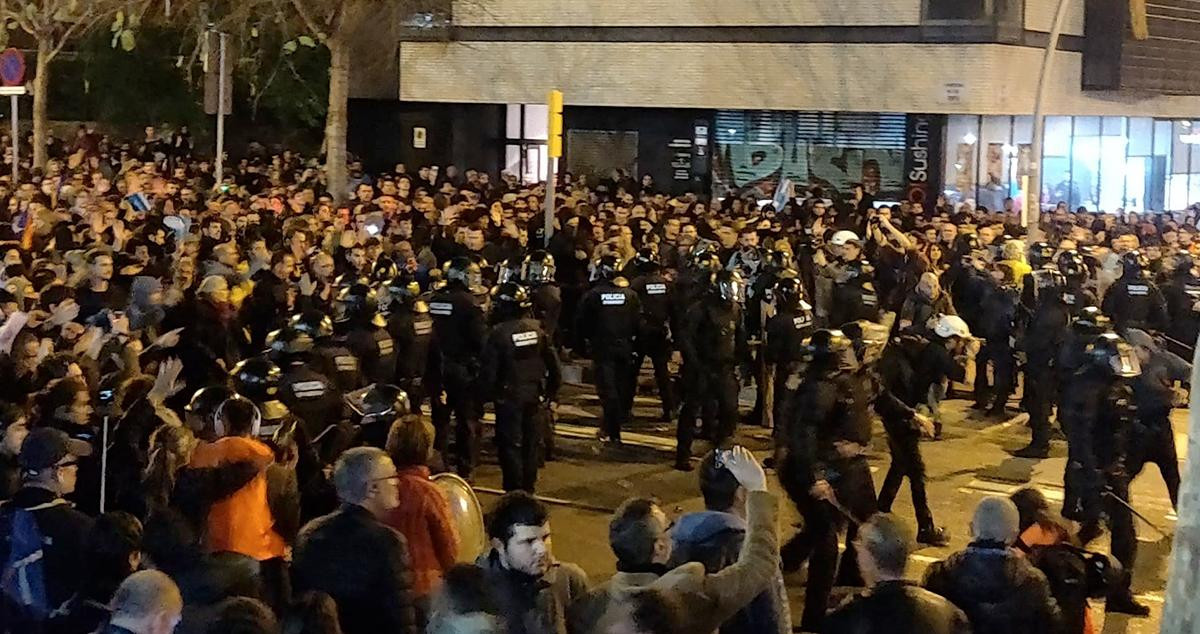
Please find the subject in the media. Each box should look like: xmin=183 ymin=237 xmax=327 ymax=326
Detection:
xmin=0 ymin=427 xmax=95 ymax=630
xmin=292 ymin=446 xmax=418 ymax=634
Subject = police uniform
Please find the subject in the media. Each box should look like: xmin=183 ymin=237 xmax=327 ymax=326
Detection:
xmin=428 ymin=281 xmax=488 ymax=477
xmin=313 ymin=340 xmax=363 ymax=391
xmin=1017 ymin=267 xmax=1070 ymax=455
xmin=1102 ymin=258 xmax=1168 ymax=334
xmin=575 ymin=278 xmax=640 ymax=443
xmin=1161 ymin=268 xmax=1200 ymax=353
xmin=479 ymin=316 xmax=562 ymax=492
xmin=386 ymin=304 xmax=434 ymax=413
xmin=630 ymin=270 xmax=676 ymax=420
xmin=828 ymin=261 xmax=881 ymax=328
xmin=278 ymin=362 xmax=343 ymax=460
xmin=974 ymin=277 xmax=1020 ymax=415
xmin=762 ymin=298 xmax=814 ymax=428
xmin=676 ymin=290 xmax=746 ymax=465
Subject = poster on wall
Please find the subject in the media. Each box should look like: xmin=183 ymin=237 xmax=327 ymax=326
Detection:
xmin=904 ymin=114 xmax=943 ymax=205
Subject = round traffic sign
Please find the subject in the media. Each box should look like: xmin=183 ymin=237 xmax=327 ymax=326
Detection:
xmin=0 ymin=48 xmax=25 ymax=87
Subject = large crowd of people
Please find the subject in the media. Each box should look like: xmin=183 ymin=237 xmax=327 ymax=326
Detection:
xmin=0 ymin=122 xmax=1191 ymax=634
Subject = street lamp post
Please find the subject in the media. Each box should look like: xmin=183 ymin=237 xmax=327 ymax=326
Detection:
xmin=1024 ymin=0 xmax=1072 ymax=239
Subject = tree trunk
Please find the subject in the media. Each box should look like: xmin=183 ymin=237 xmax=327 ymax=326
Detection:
xmin=1162 ymin=334 xmax=1200 ymax=632
xmin=323 ymin=32 xmax=349 ymax=204
xmin=32 ymin=36 xmax=51 ymax=170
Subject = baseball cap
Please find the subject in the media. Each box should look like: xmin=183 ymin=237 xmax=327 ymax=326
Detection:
xmin=829 ymin=230 xmax=862 ymax=247
xmin=19 ymin=427 xmax=92 ymax=472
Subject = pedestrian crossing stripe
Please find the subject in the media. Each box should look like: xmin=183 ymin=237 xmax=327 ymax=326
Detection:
xmin=512 ymin=331 xmax=539 ymax=347
xmin=601 ymin=293 xmax=626 ymax=305
xmin=646 ymin=283 xmax=667 ymax=295
xmin=430 ymin=302 xmax=453 ymax=315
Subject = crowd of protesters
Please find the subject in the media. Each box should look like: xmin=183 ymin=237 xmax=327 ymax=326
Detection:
xmin=0 ymin=121 xmax=1190 ymax=634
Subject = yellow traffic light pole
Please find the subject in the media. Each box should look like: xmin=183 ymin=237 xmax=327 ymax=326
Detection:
xmin=545 ymin=90 xmax=563 ymax=246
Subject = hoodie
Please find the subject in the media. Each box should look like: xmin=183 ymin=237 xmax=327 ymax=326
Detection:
xmin=669 ymin=510 xmax=790 ymax=634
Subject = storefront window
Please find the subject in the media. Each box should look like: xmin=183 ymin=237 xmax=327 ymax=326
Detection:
xmin=504 ymin=104 xmax=550 ymax=184
xmin=926 ymin=0 xmax=987 ymax=20
xmin=942 ymin=114 xmax=1200 ymax=214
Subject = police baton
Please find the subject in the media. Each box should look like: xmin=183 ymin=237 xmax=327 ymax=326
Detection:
xmin=820 ymin=490 xmax=860 ymax=527
xmin=1103 ymin=490 xmax=1171 ymax=539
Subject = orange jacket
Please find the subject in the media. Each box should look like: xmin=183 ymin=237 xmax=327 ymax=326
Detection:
xmin=383 ymin=466 xmax=459 ymax=597
xmin=189 ymin=436 xmax=285 ymax=561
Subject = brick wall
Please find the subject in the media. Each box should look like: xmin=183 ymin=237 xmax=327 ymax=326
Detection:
xmin=399 ymin=40 xmax=1200 ymax=117
xmin=452 ymin=0 xmax=922 ymax=27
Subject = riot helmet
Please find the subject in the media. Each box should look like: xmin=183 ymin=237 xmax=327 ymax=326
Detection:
xmin=1173 ymin=250 xmax=1196 ymax=278
xmin=346 ymin=383 xmax=411 ymax=425
xmin=490 ymin=282 xmax=532 ymax=322
xmin=590 ymin=254 xmax=625 ymax=283
xmin=290 ymin=310 xmax=334 ymax=340
xmin=186 ymin=385 xmax=234 ymax=433
xmin=445 ymin=256 xmax=484 ymax=290
xmin=1028 ymin=242 xmax=1056 ymax=269
xmin=806 ymin=329 xmax=858 ymax=372
xmin=371 ymin=257 xmax=399 ymax=284
xmin=521 ymin=251 xmax=557 ymax=285
xmin=230 ymin=356 xmax=282 ymax=402
xmin=631 ymin=247 xmax=661 ymax=274
xmin=772 ymin=276 xmax=806 ymax=312
xmin=1120 ymin=250 xmax=1149 ymax=279
xmin=382 ymin=273 xmax=421 ymax=312
xmin=266 ymin=326 xmax=314 ymax=361
xmin=711 ymin=270 xmax=746 ymax=304
xmin=1056 ymin=250 xmax=1088 ymax=283
xmin=333 ymin=283 xmax=380 ymax=325
xmin=1072 ymin=306 xmax=1111 ymax=338
xmin=1085 ymin=332 xmax=1141 ymax=378
xmin=765 ymin=248 xmax=794 ymax=271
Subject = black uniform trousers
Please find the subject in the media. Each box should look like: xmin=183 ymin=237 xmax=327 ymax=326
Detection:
xmin=1130 ymin=409 xmax=1180 ymax=510
xmin=779 ymin=454 xmax=877 ymax=632
xmin=676 ymin=364 xmax=738 ymax=462
xmin=876 ymin=429 xmax=934 ymax=532
xmin=974 ymin=340 xmax=1015 ymax=411
xmin=594 ymin=354 xmax=636 ymax=441
xmin=494 ymin=399 xmax=543 ymax=493
xmin=1024 ymin=359 xmax=1057 ymax=448
xmin=632 ymin=329 xmax=675 ymax=419
xmin=430 ymin=363 xmax=481 ymax=478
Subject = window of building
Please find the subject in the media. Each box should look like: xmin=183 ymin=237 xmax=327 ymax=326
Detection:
xmin=926 ymin=0 xmax=987 ymax=20
xmin=504 ymin=104 xmax=550 ymax=184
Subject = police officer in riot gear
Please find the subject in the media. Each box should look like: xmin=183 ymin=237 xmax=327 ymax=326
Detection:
xmin=1160 ymin=251 xmax=1200 ymax=353
xmin=230 ymin=356 xmax=294 ymax=442
xmin=628 ymin=247 xmax=676 ymax=422
xmin=381 ymin=272 xmax=433 ymax=414
xmin=576 ymin=254 xmax=640 ymax=445
xmin=1059 ymin=333 xmax=1150 ymax=617
xmin=762 ymin=275 xmax=814 ymax=429
xmin=1102 ymin=250 xmax=1167 ymax=334
xmin=479 ymin=282 xmax=562 ymax=492
xmin=874 ymin=315 xmax=968 ymax=545
xmin=974 ymin=262 xmax=1021 ymax=418
xmin=333 ymin=283 xmax=398 ymax=386
xmin=780 ymin=329 xmax=916 ymax=631
xmin=1057 ymin=250 xmax=1100 ymax=318
xmin=427 ymin=255 xmax=488 ymax=478
xmin=522 ymin=250 xmax=563 ymax=347
xmin=675 ymin=270 xmax=748 ymax=470
xmin=1014 ymin=256 xmax=1071 ymax=458
xmin=292 ymin=310 xmax=362 ymax=392
xmin=268 ymin=326 xmax=344 ymax=462
xmin=829 ymin=259 xmax=881 ymax=327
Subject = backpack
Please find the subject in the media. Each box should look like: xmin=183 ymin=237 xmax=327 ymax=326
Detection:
xmin=0 ymin=500 xmax=66 ymax=624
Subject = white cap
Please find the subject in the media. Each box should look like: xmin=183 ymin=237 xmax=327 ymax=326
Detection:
xmin=830 ymin=230 xmax=862 ymax=247
xmin=932 ymin=314 xmax=971 ymax=339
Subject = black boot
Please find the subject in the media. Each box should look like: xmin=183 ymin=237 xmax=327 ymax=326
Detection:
xmin=1012 ymin=442 xmax=1050 ymax=459
xmin=1106 ymin=593 xmax=1150 ymax=617
xmin=916 ymin=525 xmax=951 ymax=547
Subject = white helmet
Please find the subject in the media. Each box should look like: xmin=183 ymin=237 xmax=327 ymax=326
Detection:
xmin=931 ymin=314 xmax=971 ymax=339
xmin=829 ymin=230 xmax=862 ymax=247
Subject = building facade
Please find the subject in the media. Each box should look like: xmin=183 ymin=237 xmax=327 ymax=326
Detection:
xmin=352 ymin=0 xmax=1200 ymax=211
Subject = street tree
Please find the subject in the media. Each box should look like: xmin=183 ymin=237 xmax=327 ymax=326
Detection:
xmin=0 ymin=0 xmax=163 ymax=168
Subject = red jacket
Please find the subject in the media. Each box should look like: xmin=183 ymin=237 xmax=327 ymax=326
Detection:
xmin=383 ymin=466 xmax=459 ymax=597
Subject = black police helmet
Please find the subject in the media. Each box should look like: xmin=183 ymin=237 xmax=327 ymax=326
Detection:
xmin=590 ymin=254 xmax=624 ymax=282
xmin=1084 ymin=332 xmax=1141 ymax=378
xmin=290 ymin=310 xmax=334 ymax=339
xmin=445 ymin=256 xmax=484 ymax=289
xmin=186 ymin=385 xmax=234 ymax=420
xmin=710 ymin=269 xmax=745 ymax=303
xmin=806 ymin=329 xmax=858 ymax=371
xmin=230 ymin=356 xmax=282 ymax=401
xmin=1056 ymin=250 xmax=1088 ymax=282
xmin=266 ymin=326 xmax=314 ymax=358
xmin=348 ymin=383 xmax=411 ymax=422
xmin=490 ymin=281 xmax=533 ymax=311
xmin=772 ymin=276 xmax=805 ymax=312
xmin=1121 ymin=250 xmax=1149 ymax=278
xmin=383 ymin=273 xmax=421 ymax=310
xmin=632 ymin=247 xmax=660 ymax=274
xmin=1173 ymin=251 xmax=1195 ymax=276
xmin=371 ymin=257 xmax=399 ymax=284
xmin=333 ymin=283 xmax=379 ymax=324
xmin=522 ymin=250 xmax=556 ymax=285
xmin=1028 ymin=241 xmax=1056 ymax=268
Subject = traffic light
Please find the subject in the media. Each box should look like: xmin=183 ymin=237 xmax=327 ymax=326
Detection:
xmin=548 ymin=90 xmax=563 ymax=158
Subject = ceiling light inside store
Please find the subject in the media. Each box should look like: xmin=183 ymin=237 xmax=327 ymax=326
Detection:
xmin=1180 ymin=133 xmax=1200 ymax=144
xmin=962 ymin=133 xmax=977 ymax=145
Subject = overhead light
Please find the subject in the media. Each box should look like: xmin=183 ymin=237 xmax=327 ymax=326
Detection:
xmin=1180 ymin=133 xmax=1200 ymax=144
xmin=954 ymin=163 xmax=964 ymax=170
xmin=962 ymin=133 xmax=977 ymax=145
xmin=1182 ymin=121 xmax=1193 ymax=128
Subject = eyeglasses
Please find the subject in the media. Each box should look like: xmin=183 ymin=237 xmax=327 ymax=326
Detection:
xmin=371 ymin=473 xmax=400 ymax=485
xmin=57 ymin=460 xmax=79 ymax=470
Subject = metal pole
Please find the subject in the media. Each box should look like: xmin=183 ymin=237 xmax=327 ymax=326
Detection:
xmin=9 ymin=94 xmax=17 ymax=184
xmin=214 ymin=31 xmax=227 ymax=188
xmin=99 ymin=414 xmax=108 ymax=513
xmin=1024 ymin=0 xmax=1072 ymax=238
xmin=544 ymin=156 xmax=556 ymax=246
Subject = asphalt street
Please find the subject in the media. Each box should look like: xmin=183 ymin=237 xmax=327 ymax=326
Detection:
xmin=463 ymin=368 xmax=1183 ymax=634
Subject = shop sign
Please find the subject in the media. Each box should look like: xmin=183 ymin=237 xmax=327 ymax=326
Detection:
xmin=904 ymin=114 xmax=944 ymax=204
